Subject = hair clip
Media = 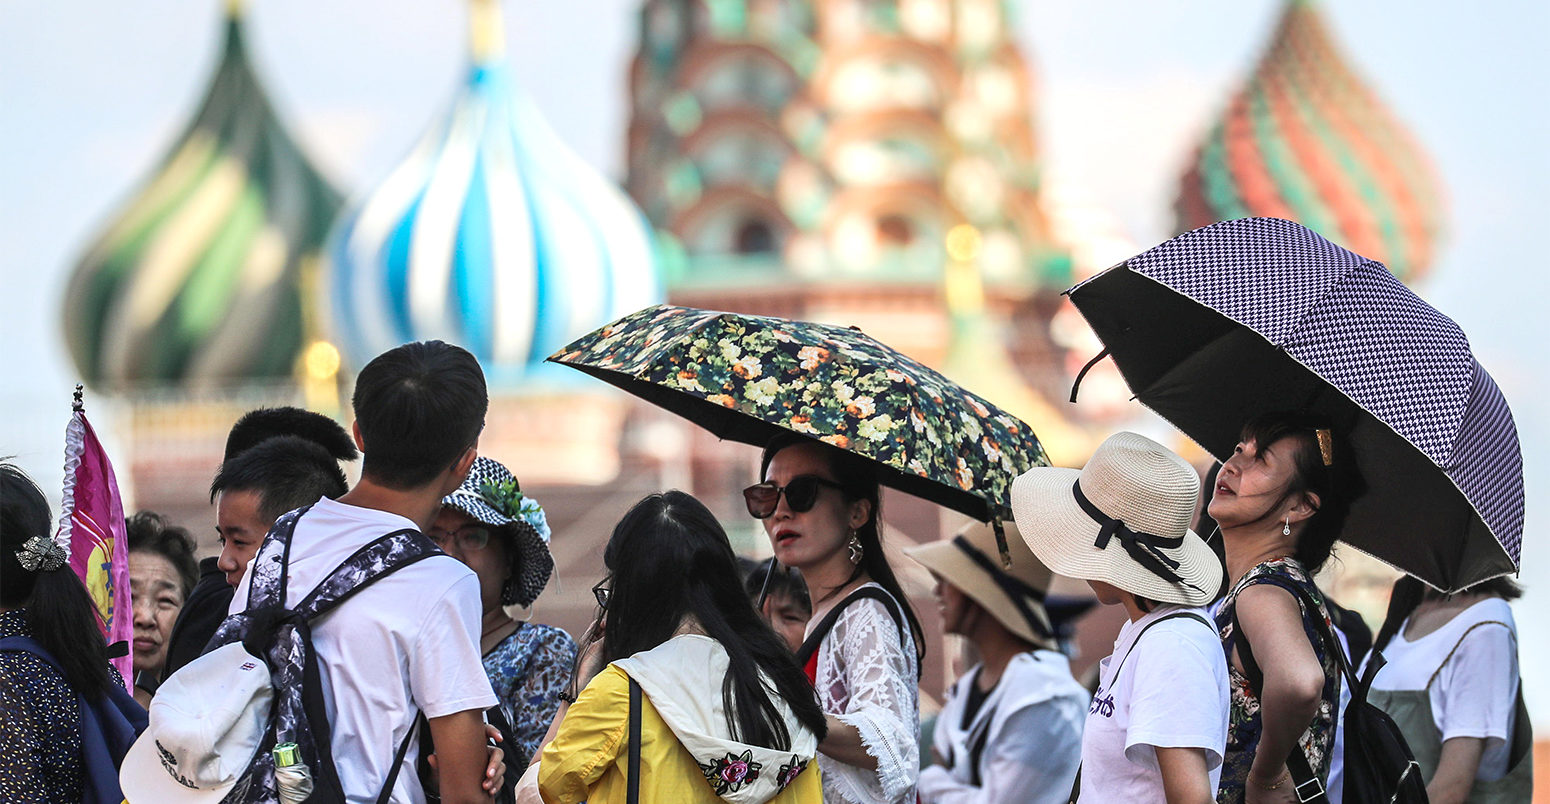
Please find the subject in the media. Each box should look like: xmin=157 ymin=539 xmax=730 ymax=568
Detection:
xmin=16 ymin=535 xmax=67 ymax=573
xmin=1315 ymin=428 xmax=1334 ymax=466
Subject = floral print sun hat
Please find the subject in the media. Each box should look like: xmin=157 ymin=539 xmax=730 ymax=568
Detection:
xmin=442 ymin=457 xmax=555 ymax=607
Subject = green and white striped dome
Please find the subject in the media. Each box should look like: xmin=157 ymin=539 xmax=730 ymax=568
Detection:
xmin=63 ymin=7 xmax=339 ymax=391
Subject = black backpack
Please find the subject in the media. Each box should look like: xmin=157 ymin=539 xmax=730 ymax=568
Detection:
xmin=1230 ymin=576 xmax=1428 ymax=803
xmin=207 ymin=504 xmax=443 ymax=803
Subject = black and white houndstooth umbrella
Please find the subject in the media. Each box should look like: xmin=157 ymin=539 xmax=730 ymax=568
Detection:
xmin=1067 ymin=217 xmax=1523 ymax=592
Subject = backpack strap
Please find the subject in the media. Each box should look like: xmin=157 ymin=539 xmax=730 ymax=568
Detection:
xmin=1229 ymin=575 xmax=1345 ymax=804
xmin=1114 ymin=610 xmax=1214 ymax=677
xmin=1066 ymin=610 xmax=1213 ymax=804
xmin=374 ymin=718 xmax=419 ymax=804
xmin=1425 ymin=620 xmax=1513 ymax=691
xmin=293 ymin=528 xmax=441 ymax=619
xmin=243 ymin=504 xmax=312 ymax=612
xmin=966 ymin=712 xmax=992 ymax=787
xmin=794 ymin=586 xmax=907 ymax=669
xmin=627 ymin=678 xmax=642 ymax=804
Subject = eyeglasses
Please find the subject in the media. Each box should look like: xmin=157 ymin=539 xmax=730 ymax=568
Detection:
xmin=428 ymin=524 xmax=492 ymax=553
xmin=592 ymin=580 xmax=611 ymax=610
xmin=742 ymin=475 xmax=847 ymax=519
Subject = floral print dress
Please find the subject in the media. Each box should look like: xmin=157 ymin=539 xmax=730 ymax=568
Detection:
xmin=1213 ymin=558 xmax=1341 ymax=804
xmin=484 ymin=622 xmax=578 ymax=767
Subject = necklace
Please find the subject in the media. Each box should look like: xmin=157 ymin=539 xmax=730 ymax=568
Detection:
xmin=482 ymin=616 xmax=516 ymax=639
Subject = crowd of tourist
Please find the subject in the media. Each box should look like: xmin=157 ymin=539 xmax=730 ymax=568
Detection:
xmin=0 ymin=337 xmax=1528 ymax=804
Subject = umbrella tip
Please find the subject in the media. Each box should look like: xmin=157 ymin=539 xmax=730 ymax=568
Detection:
xmin=71 ymin=384 xmax=84 ymax=412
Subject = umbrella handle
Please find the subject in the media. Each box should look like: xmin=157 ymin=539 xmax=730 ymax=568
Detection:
xmin=1068 ymin=348 xmax=1111 ymax=404
xmin=755 ymin=559 xmax=779 ymax=611
xmin=993 ymin=518 xmax=1013 ymax=570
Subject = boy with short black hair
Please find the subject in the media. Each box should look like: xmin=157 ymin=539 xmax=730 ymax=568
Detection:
xmin=230 ymin=340 xmax=499 ymax=804
xmin=161 ymin=410 xmax=358 ymax=680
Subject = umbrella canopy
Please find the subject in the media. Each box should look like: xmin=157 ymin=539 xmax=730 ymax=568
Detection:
xmin=548 ymin=304 xmax=1050 ymax=527
xmin=1067 ymin=217 xmax=1522 ymax=592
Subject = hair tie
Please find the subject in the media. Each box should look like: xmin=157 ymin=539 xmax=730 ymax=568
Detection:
xmin=15 ymin=535 xmax=67 ymax=573
xmin=1315 ymin=428 xmax=1334 ymax=466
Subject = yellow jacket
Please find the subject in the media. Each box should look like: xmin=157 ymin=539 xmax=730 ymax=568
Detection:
xmin=539 ymin=637 xmax=822 ymax=804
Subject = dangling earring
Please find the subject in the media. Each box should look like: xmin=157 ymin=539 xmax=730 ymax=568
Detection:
xmin=1282 ymin=516 xmax=1291 ymax=537
xmin=846 ymin=531 xmax=864 ymax=564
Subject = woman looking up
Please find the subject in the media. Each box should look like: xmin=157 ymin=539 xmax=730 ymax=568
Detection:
xmin=747 ymin=434 xmax=925 ymax=804
xmin=432 ymin=457 xmax=577 ymax=771
xmin=1210 ymin=412 xmax=1361 ymax=803
xmin=538 ymin=491 xmax=824 ymax=803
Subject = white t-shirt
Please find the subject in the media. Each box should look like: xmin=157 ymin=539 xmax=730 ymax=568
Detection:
xmin=1077 ymin=605 xmax=1229 ymax=803
xmin=229 ymin=497 xmax=498 ymax=803
xmin=1370 ymin=597 xmax=1518 ymax=781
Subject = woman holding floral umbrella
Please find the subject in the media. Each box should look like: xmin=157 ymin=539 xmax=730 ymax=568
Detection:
xmin=749 ymin=434 xmax=926 ymax=804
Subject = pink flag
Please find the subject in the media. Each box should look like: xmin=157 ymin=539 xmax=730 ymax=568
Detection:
xmin=57 ymin=386 xmax=133 ymax=688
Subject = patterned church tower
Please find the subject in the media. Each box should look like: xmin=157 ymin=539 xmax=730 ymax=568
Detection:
xmin=1175 ymin=0 xmax=1445 ymax=282
xmin=328 ymin=0 xmax=661 ymax=386
xmin=62 ymin=2 xmax=340 ymax=391
xmin=626 ymin=0 xmax=1068 ymax=300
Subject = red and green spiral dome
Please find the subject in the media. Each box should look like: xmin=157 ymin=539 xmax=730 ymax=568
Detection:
xmin=1175 ymin=0 xmax=1444 ymax=283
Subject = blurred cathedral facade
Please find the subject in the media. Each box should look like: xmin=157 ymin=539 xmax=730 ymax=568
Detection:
xmin=58 ymin=0 xmax=1442 ymax=691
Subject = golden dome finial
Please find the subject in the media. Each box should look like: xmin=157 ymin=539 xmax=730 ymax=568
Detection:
xmin=469 ymin=0 xmax=506 ymax=65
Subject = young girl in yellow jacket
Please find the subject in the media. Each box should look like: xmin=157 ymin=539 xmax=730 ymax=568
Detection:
xmin=538 ymin=491 xmax=826 ymax=804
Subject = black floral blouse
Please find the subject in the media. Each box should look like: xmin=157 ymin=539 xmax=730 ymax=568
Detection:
xmin=0 ymin=608 xmax=126 ymax=804
xmin=1214 ymin=558 xmax=1342 ymax=804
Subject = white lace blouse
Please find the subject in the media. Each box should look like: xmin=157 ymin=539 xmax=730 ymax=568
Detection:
xmin=812 ymin=582 xmax=921 ymax=803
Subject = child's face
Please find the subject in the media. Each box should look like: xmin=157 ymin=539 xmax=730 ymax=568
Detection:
xmin=761 ymin=592 xmax=811 ymax=653
xmin=1087 ymin=579 xmax=1124 ymax=606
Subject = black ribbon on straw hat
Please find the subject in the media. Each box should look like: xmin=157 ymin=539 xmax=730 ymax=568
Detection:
xmin=1071 ymin=480 xmax=1203 ymax=594
xmin=951 ymin=535 xmax=1053 ymax=641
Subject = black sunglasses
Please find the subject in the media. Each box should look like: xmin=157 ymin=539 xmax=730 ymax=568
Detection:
xmin=592 ymin=580 xmax=611 ymax=610
xmin=742 ymin=474 xmax=847 ymax=519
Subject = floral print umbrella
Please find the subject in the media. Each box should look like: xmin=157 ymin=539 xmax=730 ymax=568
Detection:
xmin=549 ymin=304 xmax=1049 ymax=531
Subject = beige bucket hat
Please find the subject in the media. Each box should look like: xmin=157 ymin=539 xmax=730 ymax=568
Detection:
xmin=1011 ymin=431 xmax=1221 ymax=607
xmin=904 ymin=519 xmax=1057 ymax=648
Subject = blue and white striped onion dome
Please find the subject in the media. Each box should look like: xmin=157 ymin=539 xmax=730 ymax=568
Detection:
xmin=326 ymin=0 xmax=660 ymax=384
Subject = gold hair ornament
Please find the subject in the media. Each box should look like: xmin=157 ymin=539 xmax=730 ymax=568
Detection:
xmin=1316 ymin=428 xmax=1334 ymax=466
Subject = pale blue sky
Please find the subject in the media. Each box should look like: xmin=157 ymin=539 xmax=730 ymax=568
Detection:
xmin=4 ymin=0 xmax=1547 ymax=710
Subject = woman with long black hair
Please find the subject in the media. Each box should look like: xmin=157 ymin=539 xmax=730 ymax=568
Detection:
xmin=538 ymin=491 xmax=825 ymax=803
xmin=747 ymin=434 xmax=925 ymax=804
xmin=0 ymin=462 xmax=145 ymax=803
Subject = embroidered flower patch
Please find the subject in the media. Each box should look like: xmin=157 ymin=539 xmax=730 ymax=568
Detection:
xmin=699 ymin=750 xmax=762 ymax=794
xmin=775 ymin=756 xmax=809 ymax=790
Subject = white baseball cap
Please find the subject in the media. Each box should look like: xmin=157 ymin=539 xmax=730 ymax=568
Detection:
xmin=120 ymin=641 xmax=274 ymax=803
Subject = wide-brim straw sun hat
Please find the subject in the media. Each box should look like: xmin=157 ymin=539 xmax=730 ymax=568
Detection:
xmin=904 ymin=519 xmax=1058 ymax=648
xmin=442 ymin=457 xmax=555 ymax=607
xmin=1011 ymin=431 xmax=1221 ymax=607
